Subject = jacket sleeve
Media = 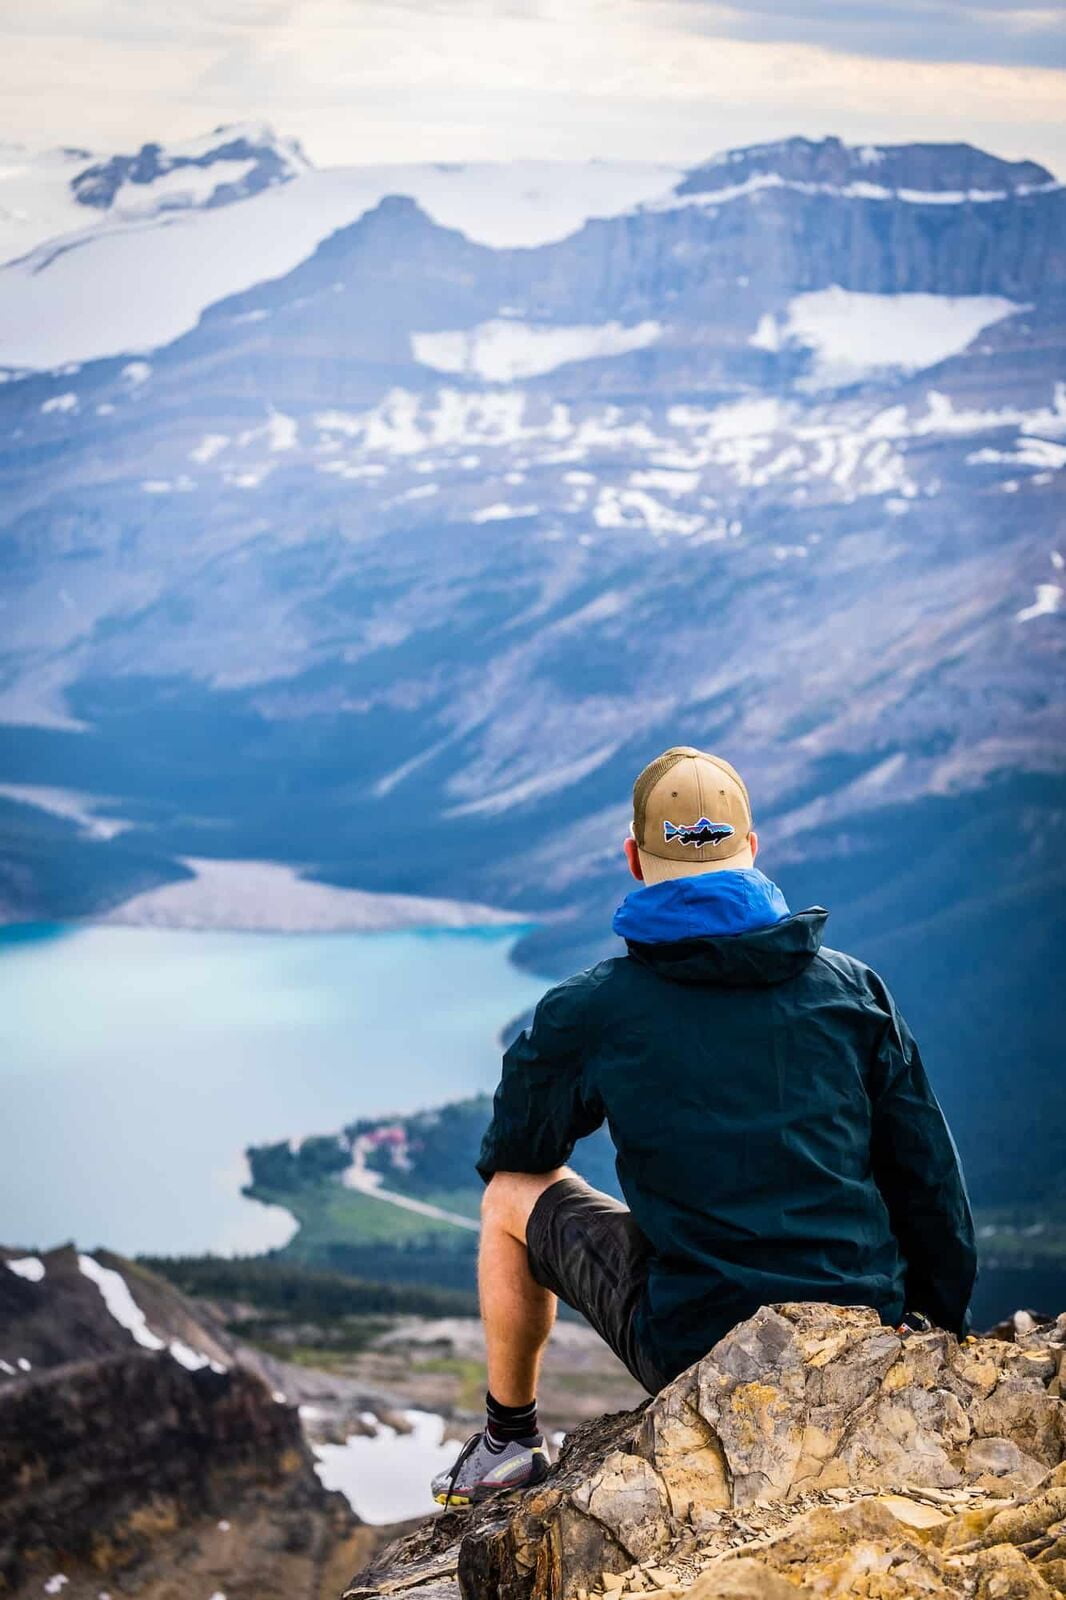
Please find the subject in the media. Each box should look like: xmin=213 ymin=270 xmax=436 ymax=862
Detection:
xmin=868 ymin=983 xmax=977 ymax=1336
xmin=476 ymin=980 xmax=605 ymax=1182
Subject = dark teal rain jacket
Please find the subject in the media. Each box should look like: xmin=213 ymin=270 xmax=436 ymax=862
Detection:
xmin=477 ymin=870 xmax=977 ymax=1385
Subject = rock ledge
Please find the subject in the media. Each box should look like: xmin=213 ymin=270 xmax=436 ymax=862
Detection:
xmin=346 ymin=1301 xmax=1066 ymax=1599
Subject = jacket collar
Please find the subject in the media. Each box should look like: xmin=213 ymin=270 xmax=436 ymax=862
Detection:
xmin=612 ymin=868 xmax=790 ymax=945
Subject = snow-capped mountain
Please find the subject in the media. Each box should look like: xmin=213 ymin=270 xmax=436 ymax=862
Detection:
xmin=0 ymin=133 xmax=681 ymax=369
xmin=672 ymin=135 xmax=1055 ymax=204
xmin=0 ymin=123 xmax=309 ymax=265
xmin=0 ymin=133 xmax=1063 ymax=1209
xmin=67 ymin=122 xmax=310 ymax=214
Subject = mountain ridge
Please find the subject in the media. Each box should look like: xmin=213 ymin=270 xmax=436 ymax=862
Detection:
xmin=0 ymin=131 xmax=1063 ymax=1216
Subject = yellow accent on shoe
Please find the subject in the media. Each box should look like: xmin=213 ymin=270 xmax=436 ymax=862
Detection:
xmin=434 ymin=1489 xmax=472 ymax=1506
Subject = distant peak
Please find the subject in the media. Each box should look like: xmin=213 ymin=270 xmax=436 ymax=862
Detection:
xmin=677 ymin=136 xmax=1053 ymax=201
xmin=175 ymin=123 xmax=312 ymax=170
xmin=344 ymin=191 xmax=464 ymax=237
xmin=69 ymin=124 xmax=310 ymax=215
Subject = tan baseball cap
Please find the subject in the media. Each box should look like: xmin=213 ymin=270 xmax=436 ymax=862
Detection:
xmin=632 ymin=746 xmax=754 ymax=881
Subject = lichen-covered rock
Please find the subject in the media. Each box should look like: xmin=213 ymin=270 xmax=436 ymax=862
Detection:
xmin=346 ymin=1302 xmax=1066 ymax=1600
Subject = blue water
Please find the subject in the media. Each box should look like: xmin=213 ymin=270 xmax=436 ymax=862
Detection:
xmin=0 ymin=923 xmax=545 ymax=1256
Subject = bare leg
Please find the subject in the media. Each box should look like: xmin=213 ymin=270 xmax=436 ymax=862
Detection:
xmin=479 ymin=1168 xmax=570 ymax=1407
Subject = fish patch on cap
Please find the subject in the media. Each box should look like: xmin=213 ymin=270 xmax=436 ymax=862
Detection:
xmin=663 ymin=818 xmax=736 ymax=848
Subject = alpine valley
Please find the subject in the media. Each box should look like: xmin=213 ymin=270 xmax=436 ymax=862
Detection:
xmin=0 ymin=124 xmax=1064 ymax=1227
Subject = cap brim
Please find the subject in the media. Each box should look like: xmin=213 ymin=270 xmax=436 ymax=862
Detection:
xmin=636 ymin=842 xmax=754 ymax=882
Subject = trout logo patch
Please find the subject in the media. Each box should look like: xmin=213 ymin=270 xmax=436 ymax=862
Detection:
xmin=663 ymin=818 xmax=735 ymax=848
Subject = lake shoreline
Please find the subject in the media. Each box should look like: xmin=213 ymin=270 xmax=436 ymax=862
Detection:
xmin=0 ymin=920 xmax=547 ymax=1257
xmin=90 ymin=856 xmax=533 ymax=936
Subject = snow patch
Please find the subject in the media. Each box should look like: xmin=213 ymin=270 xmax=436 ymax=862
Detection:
xmin=594 ymin=487 xmax=704 ymax=537
xmin=40 ymin=392 xmax=78 ymax=414
xmin=169 ymin=1338 xmax=226 ymax=1373
xmin=111 ymin=160 xmax=257 ymax=217
xmin=471 ymin=502 xmax=538 ymax=522
xmin=140 ymin=476 xmax=194 ymax=493
xmin=413 ymin=319 xmax=661 ymax=382
xmin=656 ymin=171 xmax=1059 ymax=214
xmin=78 ymin=1254 xmax=166 ymax=1350
xmin=1016 ymin=584 xmax=1062 ymax=623
xmin=5 ymin=1255 xmax=45 ymax=1282
xmin=189 ymin=433 xmax=229 ymax=464
xmin=750 ymin=288 xmax=1022 ymax=387
xmin=968 ymin=437 xmax=1066 ymax=472
xmin=77 ymin=1252 xmax=224 ymax=1370
xmin=264 ymin=411 xmax=297 ymax=452
xmin=628 ymin=467 xmax=700 ymax=495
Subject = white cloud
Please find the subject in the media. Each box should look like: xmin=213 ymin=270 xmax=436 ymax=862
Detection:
xmin=0 ymin=0 xmax=1063 ymax=175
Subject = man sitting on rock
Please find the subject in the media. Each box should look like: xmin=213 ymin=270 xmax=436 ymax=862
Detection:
xmin=432 ymin=746 xmax=977 ymax=1507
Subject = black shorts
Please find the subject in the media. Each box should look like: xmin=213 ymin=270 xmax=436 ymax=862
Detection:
xmin=525 ymin=1174 xmax=665 ymax=1395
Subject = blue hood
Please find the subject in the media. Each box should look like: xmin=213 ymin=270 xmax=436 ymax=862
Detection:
xmin=612 ymin=869 xmax=790 ymax=945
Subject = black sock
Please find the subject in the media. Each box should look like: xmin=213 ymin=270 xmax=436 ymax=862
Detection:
xmin=484 ymin=1390 xmax=538 ymax=1448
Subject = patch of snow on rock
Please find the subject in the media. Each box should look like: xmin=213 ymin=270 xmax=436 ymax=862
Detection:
xmin=751 ymin=288 xmax=1022 ymax=387
xmin=266 ymin=410 xmax=297 ymax=452
xmin=594 ymin=487 xmax=703 ymax=537
xmin=78 ymin=1253 xmax=166 ymax=1350
xmin=413 ymin=319 xmax=661 ymax=382
xmin=968 ymin=436 xmax=1066 ymax=472
xmin=189 ymin=433 xmax=229 ymax=464
xmin=471 ymin=502 xmax=538 ymax=522
xmin=629 ymin=467 xmax=700 ymax=495
xmin=5 ymin=1255 xmax=45 ymax=1282
xmin=169 ymin=1338 xmax=219 ymax=1373
xmin=1016 ymin=584 xmax=1062 ymax=623
xmin=112 ymin=160 xmax=257 ymax=217
xmin=40 ymin=392 xmax=78 ymax=414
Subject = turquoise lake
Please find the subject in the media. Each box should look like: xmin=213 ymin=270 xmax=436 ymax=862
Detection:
xmin=0 ymin=923 xmax=546 ymax=1256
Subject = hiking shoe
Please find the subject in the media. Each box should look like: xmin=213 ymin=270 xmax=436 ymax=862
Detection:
xmin=432 ymin=1429 xmax=550 ymax=1508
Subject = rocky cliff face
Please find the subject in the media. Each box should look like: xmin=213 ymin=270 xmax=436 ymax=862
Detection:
xmin=0 ymin=1349 xmax=358 ymax=1593
xmin=348 ymin=1302 xmax=1066 ymax=1600
xmin=0 ymin=1244 xmax=366 ymax=1600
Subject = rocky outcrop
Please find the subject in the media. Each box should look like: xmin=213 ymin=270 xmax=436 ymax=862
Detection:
xmin=0 ymin=1243 xmax=239 ymax=1375
xmin=0 ymin=1350 xmax=339 ymax=1583
xmin=0 ymin=1244 xmax=367 ymax=1599
xmin=71 ymin=125 xmax=308 ymax=212
xmin=348 ymin=1302 xmax=1066 ymax=1600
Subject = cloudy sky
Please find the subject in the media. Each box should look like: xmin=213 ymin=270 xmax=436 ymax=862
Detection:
xmin=3 ymin=0 xmax=1065 ymax=173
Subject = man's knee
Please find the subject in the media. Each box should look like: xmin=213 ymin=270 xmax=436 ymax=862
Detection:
xmin=481 ymin=1168 xmax=570 ymax=1243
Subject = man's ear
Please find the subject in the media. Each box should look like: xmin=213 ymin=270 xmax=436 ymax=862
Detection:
xmin=623 ymin=836 xmax=644 ymax=881
xmin=749 ymin=829 xmax=759 ymax=863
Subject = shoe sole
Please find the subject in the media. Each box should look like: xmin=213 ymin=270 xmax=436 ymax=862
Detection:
xmin=433 ymin=1455 xmax=550 ymax=1508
